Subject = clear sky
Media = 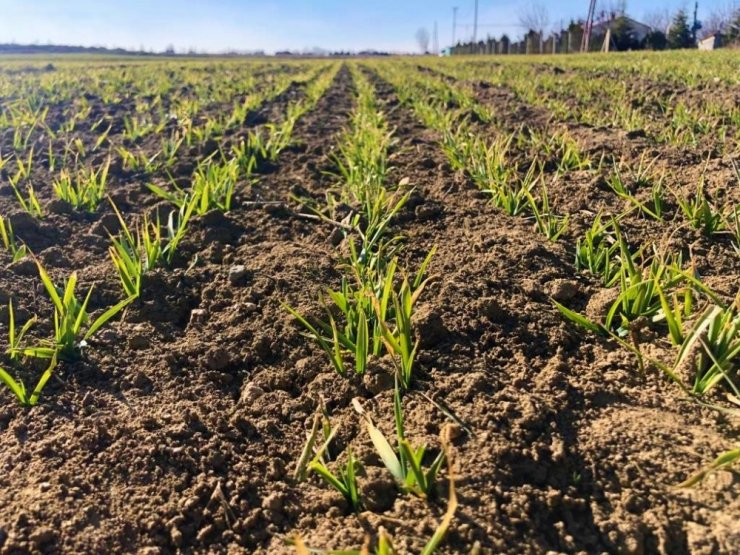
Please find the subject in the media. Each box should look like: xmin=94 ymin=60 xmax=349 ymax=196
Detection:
xmin=0 ymin=1 xmax=734 ymax=54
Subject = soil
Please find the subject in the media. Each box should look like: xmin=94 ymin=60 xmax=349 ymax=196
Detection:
xmin=0 ymin=60 xmax=738 ymax=555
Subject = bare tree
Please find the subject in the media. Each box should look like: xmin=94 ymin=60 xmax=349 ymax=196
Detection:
xmin=415 ymin=27 xmax=430 ymax=53
xmin=518 ymin=1 xmax=550 ymax=36
xmin=644 ymin=8 xmax=671 ymax=32
xmin=518 ymin=1 xmax=549 ymax=52
xmin=699 ymin=2 xmax=737 ymax=38
xmin=596 ymin=0 xmax=627 ymax=22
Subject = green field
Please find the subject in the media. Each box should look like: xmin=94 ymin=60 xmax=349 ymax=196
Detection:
xmin=0 ymin=51 xmax=738 ymax=553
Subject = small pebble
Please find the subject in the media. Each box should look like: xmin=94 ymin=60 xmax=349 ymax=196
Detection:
xmin=328 ymin=227 xmax=344 ymax=246
xmin=240 ymin=383 xmax=265 ymax=405
xmin=170 ymin=527 xmax=183 ymax=547
xmin=205 ymin=348 xmax=230 ymax=370
xmin=261 ymin=492 xmax=284 ymax=512
xmin=128 ymin=334 xmax=150 ymax=350
xmin=547 ymin=279 xmax=580 ymax=302
xmin=228 ymin=265 xmax=247 ymax=285
xmin=189 ymin=308 xmax=207 ymax=326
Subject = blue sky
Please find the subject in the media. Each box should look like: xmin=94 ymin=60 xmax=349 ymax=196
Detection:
xmin=0 ymin=1 xmax=733 ymax=53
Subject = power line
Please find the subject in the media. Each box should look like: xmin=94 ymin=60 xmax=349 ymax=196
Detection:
xmin=458 ymin=22 xmax=529 ymax=28
xmin=452 ymin=6 xmax=458 ymax=45
xmin=473 ymin=0 xmax=479 ymax=42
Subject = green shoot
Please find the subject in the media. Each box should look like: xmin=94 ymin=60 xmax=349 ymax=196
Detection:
xmin=607 ymin=163 xmax=664 ymax=221
xmin=47 ymin=139 xmax=56 ymax=171
xmin=373 ymin=276 xmax=428 ymax=389
xmin=0 ymin=355 xmax=57 ymax=407
xmin=18 ymin=260 xmax=133 ymax=361
xmin=116 ymin=146 xmax=161 ymax=174
xmin=0 ymin=215 xmax=28 ymax=262
xmin=52 ymin=158 xmax=111 ymax=212
xmin=556 ymin=133 xmax=590 ymax=173
xmin=164 ymin=193 xmax=199 ymax=265
xmin=524 ymin=186 xmax=569 ymax=241
xmin=606 ymin=164 xmax=631 ymax=197
xmin=230 ymin=139 xmax=259 ymax=174
xmin=552 ymin=300 xmax=607 ymax=336
xmin=353 ymin=385 xmax=445 ymax=498
xmin=192 ymin=157 xmax=239 ymax=214
xmin=674 ymin=302 xmax=739 ymax=397
xmin=483 ymin=161 xmax=539 ymax=217
xmin=284 ymin=257 xmax=399 ymax=378
xmin=290 ymin=423 xmax=457 ymax=554
xmin=93 ymin=124 xmax=112 ymax=151
xmin=574 ymin=214 xmax=622 ymax=287
xmin=108 ymin=203 xmax=143 ymax=299
xmin=675 ymin=182 xmax=725 ymax=236
xmin=6 ymin=299 xmax=36 ymax=361
xmin=8 ymin=181 xmax=43 ymax=218
xmin=147 ymin=175 xmax=189 ymax=209
xmin=107 ymin=196 xmax=192 ymax=295
xmin=678 ymin=448 xmax=740 ymax=488
xmin=13 ymin=146 xmax=34 ymax=182
xmin=308 ymin=441 xmax=362 ymax=511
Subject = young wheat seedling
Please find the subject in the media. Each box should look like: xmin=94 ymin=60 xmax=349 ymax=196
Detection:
xmin=353 ymin=384 xmax=445 ymax=498
xmin=0 ymin=215 xmax=28 ymax=262
xmin=6 ymin=299 xmax=36 ymax=362
xmin=53 ymin=158 xmax=111 ymax=212
xmin=673 ymin=300 xmax=739 ymax=397
xmin=0 ymin=355 xmax=57 ymax=407
xmin=524 ymin=185 xmax=569 ymax=241
xmin=16 ymin=260 xmax=133 ymax=361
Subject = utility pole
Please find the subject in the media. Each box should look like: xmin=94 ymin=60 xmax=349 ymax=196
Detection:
xmin=433 ymin=20 xmax=439 ymax=54
xmin=691 ymin=1 xmax=702 ymax=43
xmin=473 ymin=0 xmax=479 ymax=43
xmin=581 ymin=0 xmax=597 ymax=52
xmin=452 ymin=6 xmax=458 ymax=46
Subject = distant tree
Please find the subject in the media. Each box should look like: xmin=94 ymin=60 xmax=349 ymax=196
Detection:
xmin=667 ymin=10 xmax=694 ymax=48
xmin=518 ymin=1 xmax=550 ymax=37
xmin=164 ymin=44 xmax=176 ymax=56
xmin=611 ymin=16 xmax=640 ymax=50
xmin=415 ymin=27 xmax=430 ymax=53
xmin=519 ymin=2 xmax=549 ymax=52
xmin=644 ymin=8 xmax=671 ymax=33
xmin=699 ymin=3 xmax=735 ymax=39
xmin=567 ymin=19 xmax=585 ymax=33
xmin=597 ymin=0 xmax=627 ymax=22
xmin=643 ymin=29 xmax=668 ymax=50
xmin=727 ymin=8 xmax=740 ymax=42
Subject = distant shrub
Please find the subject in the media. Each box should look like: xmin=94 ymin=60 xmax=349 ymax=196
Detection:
xmin=643 ymin=30 xmax=668 ymax=50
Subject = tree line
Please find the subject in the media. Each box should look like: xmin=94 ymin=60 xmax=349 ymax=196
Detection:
xmin=429 ymin=2 xmax=740 ymax=54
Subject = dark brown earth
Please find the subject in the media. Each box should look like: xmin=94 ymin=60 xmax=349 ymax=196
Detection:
xmin=0 ymin=61 xmax=738 ymax=555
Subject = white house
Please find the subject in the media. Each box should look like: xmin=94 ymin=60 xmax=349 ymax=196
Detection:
xmin=698 ymin=34 xmax=723 ymax=50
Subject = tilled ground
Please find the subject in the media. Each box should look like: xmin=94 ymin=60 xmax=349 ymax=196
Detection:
xmin=0 ymin=62 xmax=738 ymax=555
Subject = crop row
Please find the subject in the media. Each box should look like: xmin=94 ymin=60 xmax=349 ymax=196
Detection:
xmin=389 ymin=62 xmax=740 ymax=250
xmin=370 ymin=60 xmax=739 ymax=482
xmin=282 ymin=63 xmax=456 ymax=554
xmin=422 ymin=60 xmax=739 ymax=150
xmin=461 ymin=50 xmax=740 ymax=87
xmin=0 ymin=63 xmax=340 ymax=406
xmin=1 ymin=62 xmax=334 ymax=219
